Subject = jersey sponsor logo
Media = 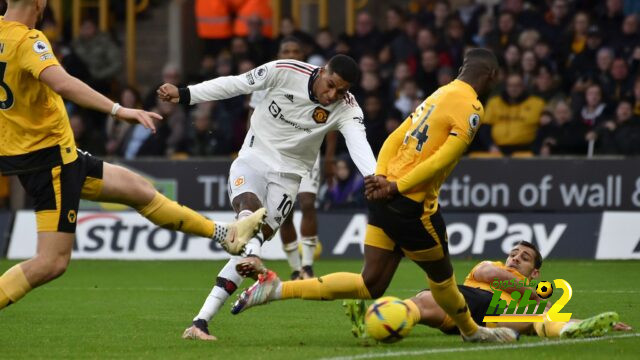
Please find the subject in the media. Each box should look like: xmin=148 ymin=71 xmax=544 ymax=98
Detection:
xmin=32 ymin=40 xmax=49 ymax=54
xmin=253 ymin=66 xmax=268 ymax=81
xmin=245 ymin=72 xmax=255 ymax=85
xmin=312 ymin=107 xmax=330 ymax=124
xmin=284 ymin=94 xmax=294 ymax=102
xmin=39 ymin=53 xmax=54 ymax=61
xmin=269 ymin=101 xmax=282 ymax=118
xmin=269 ymin=101 xmax=312 ymax=133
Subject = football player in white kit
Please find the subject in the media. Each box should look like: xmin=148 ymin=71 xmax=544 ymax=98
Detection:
xmin=157 ymin=54 xmax=376 ymax=340
xmin=248 ymin=37 xmax=336 ymax=281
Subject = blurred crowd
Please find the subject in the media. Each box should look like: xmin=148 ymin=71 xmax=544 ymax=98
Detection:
xmin=2 ymin=0 xmax=640 ymax=210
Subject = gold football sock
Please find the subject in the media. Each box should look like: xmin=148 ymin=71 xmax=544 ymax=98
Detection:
xmin=135 ymin=192 xmax=214 ymax=238
xmin=404 ymin=299 xmax=422 ymax=326
xmin=281 ymin=272 xmax=371 ymax=300
xmin=533 ymin=319 xmax=569 ymax=337
xmin=0 ymin=265 xmax=32 ymax=310
xmin=429 ymin=275 xmax=478 ymax=336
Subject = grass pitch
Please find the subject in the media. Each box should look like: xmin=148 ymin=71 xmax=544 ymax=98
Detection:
xmin=0 ymin=259 xmax=638 ymax=359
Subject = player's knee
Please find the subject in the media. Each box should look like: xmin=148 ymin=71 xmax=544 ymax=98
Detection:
xmin=362 ymin=276 xmax=386 ymax=299
xmin=298 ymin=195 xmax=316 ymax=214
xmin=39 ymin=253 xmax=71 ymax=281
xmin=130 ymin=174 xmax=156 ymax=204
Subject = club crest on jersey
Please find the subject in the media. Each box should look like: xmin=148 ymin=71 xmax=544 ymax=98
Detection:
xmin=312 ymin=107 xmax=330 ymax=124
xmin=253 ymin=66 xmax=268 ymax=81
xmin=468 ymin=113 xmax=480 ymax=137
xmin=33 ymin=40 xmax=48 ymax=53
xmin=234 ymin=176 xmax=245 ymax=187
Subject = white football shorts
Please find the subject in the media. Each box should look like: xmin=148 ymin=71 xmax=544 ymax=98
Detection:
xmin=228 ymin=155 xmax=301 ymax=232
xmin=297 ymin=155 xmax=320 ymax=195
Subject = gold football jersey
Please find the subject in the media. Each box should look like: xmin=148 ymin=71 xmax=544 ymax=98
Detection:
xmin=0 ymin=18 xmax=76 ymax=175
xmin=377 ymin=79 xmax=483 ymax=208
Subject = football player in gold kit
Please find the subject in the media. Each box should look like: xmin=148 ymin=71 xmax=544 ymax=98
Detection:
xmin=380 ymin=241 xmax=631 ymax=339
xmin=231 ymin=48 xmax=519 ymax=342
xmin=0 ymin=0 xmax=265 ymax=312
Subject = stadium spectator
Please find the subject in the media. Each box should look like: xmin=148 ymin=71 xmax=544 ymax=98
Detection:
xmin=385 ymin=5 xmax=414 ymax=63
xmin=72 ymin=17 xmax=122 ymax=95
xmin=606 ymin=58 xmax=633 ymax=102
xmin=144 ymin=63 xmax=184 ymax=109
xmin=566 ymin=25 xmax=604 ymax=87
xmin=417 ymin=49 xmax=440 ymax=95
xmin=615 ymin=14 xmax=639 ymax=58
xmin=394 ymin=79 xmax=423 ymax=118
xmin=123 ymin=100 xmax=186 ymax=158
xmin=597 ymin=0 xmax=624 ymax=41
xmin=503 ymin=44 xmax=521 ymax=73
xmin=314 ymin=28 xmax=336 ymax=59
xmin=362 ymin=95 xmax=388 ymax=156
xmin=588 ymin=100 xmax=640 ymax=155
xmin=520 ymin=50 xmax=538 ymax=87
xmin=106 ymin=87 xmax=142 ymax=156
xmin=487 ymin=11 xmax=519 ymax=54
xmin=69 ymin=112 xmax=105 ymax=156
xmin=483 ymin=72 xmax=546 ymax=154
xmin=321 ymin=157 xmax=365 ymax=210
xmin=532 ymin=64 xmax=564 ymax=102
xmin=350 ymin=12 xmax=384 ymax=61
xmin=576 ymin=83 xmax=611 ymax=128
xmin=535 ymin=100 xmax=588 ymax=156
xmin=540 ymin=0 xmax=571 ymax=44
xmin=183 ymin=107 xmax=232 ymax=156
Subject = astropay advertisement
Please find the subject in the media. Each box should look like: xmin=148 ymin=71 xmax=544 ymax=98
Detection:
xmin=9 ymin=210 xmax=637 ymax=260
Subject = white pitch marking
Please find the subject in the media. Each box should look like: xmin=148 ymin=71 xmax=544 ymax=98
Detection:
xmin=316 ymin=333 xmax=640 ymax=360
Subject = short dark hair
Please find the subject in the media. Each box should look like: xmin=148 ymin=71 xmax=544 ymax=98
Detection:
xmin=279 ymin=36 xmax=302 ymax=48
xmin=327 ymin=54 xmax=360 ymax=86
xmin=514 ymin=241 xmax=543 ymax=269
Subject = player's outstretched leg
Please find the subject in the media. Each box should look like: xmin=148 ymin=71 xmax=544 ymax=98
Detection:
xmin=416 ymin=256 xmax=518 ymax=343
xmin=93 ymin=163 xmax=265 ymax=255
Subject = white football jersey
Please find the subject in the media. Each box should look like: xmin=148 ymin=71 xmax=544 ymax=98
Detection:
xmin=188 ymin=60 xmax=376 ymax=177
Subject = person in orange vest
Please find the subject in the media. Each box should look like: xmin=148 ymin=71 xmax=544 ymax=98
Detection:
xmin=232 ymin=0 xmax=272 ymax=38
xmin=195 ymin=0 xmax=233 ymax=55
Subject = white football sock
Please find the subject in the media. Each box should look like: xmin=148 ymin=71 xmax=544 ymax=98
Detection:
xmin=269 ymin=283 xmax=283 ymax=301
xmin=194 ymin=257 xmax=243 ymax=322
xmin=300 ymin=236 xmax=318 ymax=267
xmin=283 ymin=240 xmax=301 ymax=271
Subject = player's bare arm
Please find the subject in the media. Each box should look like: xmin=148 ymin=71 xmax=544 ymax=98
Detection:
xmin=39 ymin=65 xmax=161 ymax=133
xmin=472 ymin=262 xmax=542 ymax=301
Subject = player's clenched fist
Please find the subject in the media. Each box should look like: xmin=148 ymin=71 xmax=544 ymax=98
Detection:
xmin=364 ymin=175 xmax=398 ymax=201
xmin=157 ymin=83 xmax=180 ymax=103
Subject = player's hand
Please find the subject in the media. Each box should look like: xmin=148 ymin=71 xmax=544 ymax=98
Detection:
xmin=157 ymin=83 xmax=180 ymax=103
xmin=613 ymin=321 xmax=633 ymax=331
xmin=115 ymin=107 xmax=162 ymax=134
xmin=365 ymin=175 xmax=397 ymax=201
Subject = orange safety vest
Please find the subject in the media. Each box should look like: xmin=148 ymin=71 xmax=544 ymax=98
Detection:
xmin=232 ymin=0 xmax=273 ymax=38
xmin=195 ymin=0 xmax=232 ymax=39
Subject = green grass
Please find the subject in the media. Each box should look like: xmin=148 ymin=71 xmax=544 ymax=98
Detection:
xmin=0 ymin=259 xmax=638 ymax=359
